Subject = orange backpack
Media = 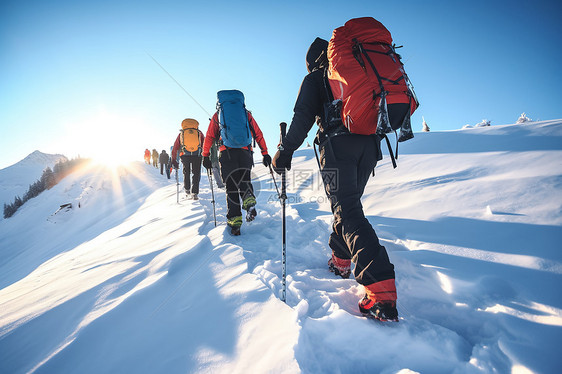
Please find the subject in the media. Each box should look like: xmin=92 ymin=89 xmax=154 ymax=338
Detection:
xmin=180 ymin=118 xmax=202 ymax=154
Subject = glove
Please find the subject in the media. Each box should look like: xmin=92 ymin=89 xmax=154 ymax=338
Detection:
xmin=202 ymin=156 xmax=212 ymax=170
xmin=262 ymin=154 xmax=272 ymax=167
xmin=272 ymin=150 xmax=293 ymax=175
xmin=172 ymin=160 xmax=179 ymax=169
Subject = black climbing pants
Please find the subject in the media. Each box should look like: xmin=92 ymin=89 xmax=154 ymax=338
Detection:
xmin=319 ymin=134 xmax=395 ymax=286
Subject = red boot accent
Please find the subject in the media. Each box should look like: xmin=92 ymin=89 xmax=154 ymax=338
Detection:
xmin=328 ymin=254 xmax=351 ymax=279
xmin=365 ymin=279 xmax=397 ymax=303
xmin=359 ymin=279 xmax=398 ymax=321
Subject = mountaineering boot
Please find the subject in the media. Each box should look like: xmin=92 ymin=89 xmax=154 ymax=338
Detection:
xmin=328 ymin=254 xmax=351 ymax=279
xmin=358 ymin=279 xmax=398 ymax=322
xmin=192 ymin=193 xmax=198 ymax=200
xmin=246 ymin=206 xmax=257 ymax=222
xmin=227 ymin=216 xmax=243 ymax=236
xmin=359 ymin=298 xmax=398 ymax=322
xmin=243 ymin=196 xmax=257 ymax=222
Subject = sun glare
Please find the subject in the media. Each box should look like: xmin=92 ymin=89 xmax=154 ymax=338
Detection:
xmin=71 ymin=111 xmax=149 ymax=168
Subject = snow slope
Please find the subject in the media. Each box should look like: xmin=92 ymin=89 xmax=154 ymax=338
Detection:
xmin=1 ymin=120 xmax=561 ymax=373
xmin=0 ymin=150 xmax=67 ymax=209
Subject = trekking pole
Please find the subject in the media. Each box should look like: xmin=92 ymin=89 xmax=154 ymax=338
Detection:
xmin=176 ymin=168 xmax=179 ymax=204
xmin=268 ymin=165 xmax=282 ymax=199
xmin=207 ymin=169 xmax=217 ymax=227
xmin=279 ymin=122 xmax=288 ymax=303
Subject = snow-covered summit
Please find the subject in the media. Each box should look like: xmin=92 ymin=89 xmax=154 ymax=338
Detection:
xmin=1 ymin=120 xmax=561 ymax=373
xmin=15 ymin=150 xmax=67 ymax=167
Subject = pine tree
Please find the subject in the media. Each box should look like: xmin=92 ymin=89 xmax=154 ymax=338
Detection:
xmin=516 ymin=112 xmax=531 ymax=124
xmin=23 ymin=187 xmax=31 ymax=203
xmin=422 ymin=116 xmax=430 ymax=132
xmin=41 ymin=167 xmax=55 ymax=189
xmin=4 ymin=203 xmax=13 ymax=218
xmin=3 ymin=156 xmax=88 ymax=219
xmin=14 ymin=196 xmax=23 ymax=209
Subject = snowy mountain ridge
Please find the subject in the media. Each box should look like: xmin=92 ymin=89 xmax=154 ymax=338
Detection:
xmin=15 ymin=150 xmax=67 ymax=167
xmin=1 ymin=120 xmax=561 ymax=374
xmin=0 ymin=150 xmax=67 ymax=208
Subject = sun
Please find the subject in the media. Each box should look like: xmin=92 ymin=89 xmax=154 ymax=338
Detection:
xmin=72 ymin=111 xmax=149 ymax=168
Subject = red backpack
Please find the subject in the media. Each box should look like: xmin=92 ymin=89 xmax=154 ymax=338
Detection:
xmin=327 ymin=17 xmax=419 ymax=141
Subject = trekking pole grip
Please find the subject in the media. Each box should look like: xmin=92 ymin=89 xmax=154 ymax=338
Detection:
xmin=279 ymin=122 xmax=287 ymax=200
xmin=280 ymin=122 xmax=287 ymax=143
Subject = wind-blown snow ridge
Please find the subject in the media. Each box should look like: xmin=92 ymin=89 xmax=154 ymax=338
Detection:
xmin=1 ymin=120 xmax=561 ymax=373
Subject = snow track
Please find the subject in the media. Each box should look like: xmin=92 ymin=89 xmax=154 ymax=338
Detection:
xmin=1 ymin=121 xmax=562 ymax=373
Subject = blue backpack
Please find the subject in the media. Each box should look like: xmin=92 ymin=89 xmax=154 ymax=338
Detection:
xmin=217 ymin=90 xmax=253 ymax=148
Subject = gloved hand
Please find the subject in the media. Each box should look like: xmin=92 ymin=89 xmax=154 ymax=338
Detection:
xmin=172 ymin=160 xmax=179 ymax=169
xmin=202 ymin=156 xmax=212 ymax=170
xmin=262 ymin=154 xmax=272 ymax=167
xmin=272 ymin=149 xmax=293 ymax=175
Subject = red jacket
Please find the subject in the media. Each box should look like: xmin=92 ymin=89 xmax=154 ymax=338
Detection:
xmin=202 ymin=111 xmax=268 ymax=157
xmin=172 ymin=130 xmax=205 ymax=161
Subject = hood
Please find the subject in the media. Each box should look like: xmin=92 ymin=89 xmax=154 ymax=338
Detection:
xmin=306 ymin=37 xmax=329 ymax=73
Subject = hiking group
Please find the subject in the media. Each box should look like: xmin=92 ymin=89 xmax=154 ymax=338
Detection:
xmin=157 ymin=89 xmax=269 ymax=230
xmin=149 ymin=17 xmax=418 ymax=322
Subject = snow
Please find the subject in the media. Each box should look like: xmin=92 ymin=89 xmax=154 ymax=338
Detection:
xmin=1 ymin=120 xmax=562 ymax=373
xmin=0 ymin=150 xmax=66 ymax=210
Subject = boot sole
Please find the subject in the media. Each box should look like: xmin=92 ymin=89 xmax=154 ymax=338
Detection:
xmin=359 ymin=305 xmax=399 ymax=322
xmin=360 ymin=310 xmax=399 ymax=322
xmin=328 ymin=264 xmax=351 ymax=279
xmin=246 ymin=207 xmax=257 ymax=222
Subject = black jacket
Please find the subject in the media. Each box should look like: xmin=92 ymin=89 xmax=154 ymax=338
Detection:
xmin=283 ymin=38 xmax=331 ymax=153
xmin=159 ymin=151 xmax=170 ymax=165
xmin=283 ymin=38 xmax=407 ymax=156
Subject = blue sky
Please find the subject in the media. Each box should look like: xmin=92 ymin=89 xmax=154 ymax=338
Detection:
xmin=1 ymin=0 xmax=561 ymax=168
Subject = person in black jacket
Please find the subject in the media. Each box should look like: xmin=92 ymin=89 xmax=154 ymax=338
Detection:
xmin=159 ymin=150 xmax=170 ymax=179
xmin=273 ymin=37 xmax=407 ymax=322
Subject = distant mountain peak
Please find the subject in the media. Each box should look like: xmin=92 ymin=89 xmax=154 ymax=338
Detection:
xmin=19 ymin=150 xmax=67 ymax=167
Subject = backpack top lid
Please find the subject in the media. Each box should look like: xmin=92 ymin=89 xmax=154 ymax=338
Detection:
xmin=181 ymin=118 xmax=199 ymax=130
xmin=217 ymin=90 xmax=245 ymax=106
xmin=330 ymin=17 xmax=392 ymax=50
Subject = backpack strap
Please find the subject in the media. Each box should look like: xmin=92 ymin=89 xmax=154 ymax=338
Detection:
xmin=246 ymin=110 xmax=257 ymax=148
xmin=211 ymin=115 xmax=225 ymax=147
xmin=382 ymin=134 xmax=398 ymax=169
xmin=321 ymin=69 xmax=349 ymax=137
xmin=321 ymin=66 xmax=397 ymax=170
xmin=352 ymin=39 xmax=386 ymax=95
xmin=397 ymin=95 xmax=414 ymax=142
xmin=353 ymin=39 xmax=394 ymax=136
xmin=323 ymin=68 xmax=335 ymax=103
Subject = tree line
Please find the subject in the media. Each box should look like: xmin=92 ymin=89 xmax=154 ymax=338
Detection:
xmin=3 ymin=157 xmax=90 ymax=219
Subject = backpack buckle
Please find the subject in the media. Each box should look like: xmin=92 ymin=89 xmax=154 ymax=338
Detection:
xmin=351 ymin=39 xmax=366 ymax=69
